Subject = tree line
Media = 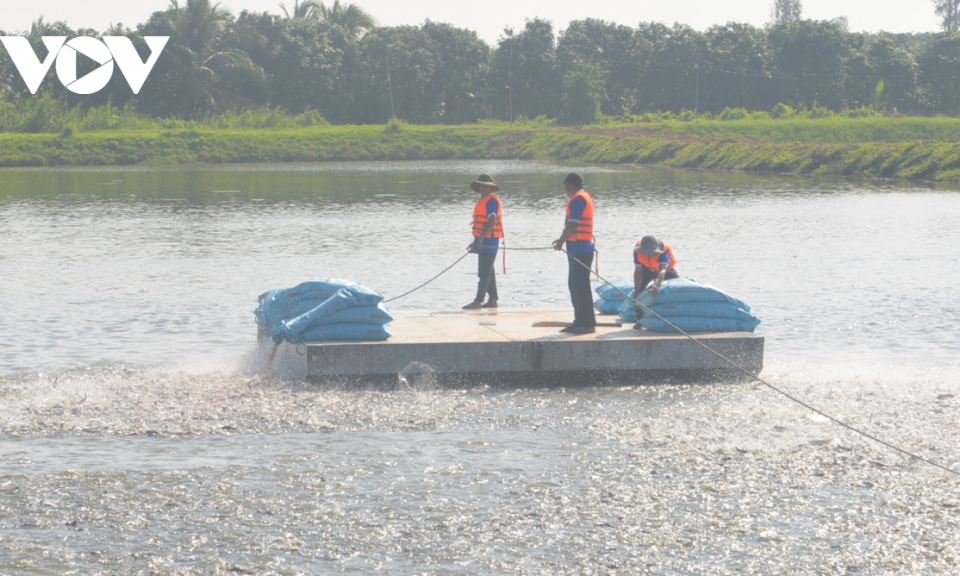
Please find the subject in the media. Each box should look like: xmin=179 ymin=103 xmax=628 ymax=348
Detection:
xmin=3 ymin=0 xmax=960 ymax=125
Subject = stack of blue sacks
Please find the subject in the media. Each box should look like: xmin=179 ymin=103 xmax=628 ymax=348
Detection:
xmin=255 ymin=279 xmax=392 ymax=344
xmin=594 ymin=279 xmax=634 ymax=315
xmin=618 ymin=278 xmax=761 ymax=333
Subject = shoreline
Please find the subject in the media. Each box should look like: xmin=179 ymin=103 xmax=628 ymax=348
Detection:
xmin=2 ymin=122 xmax=960 ymax=182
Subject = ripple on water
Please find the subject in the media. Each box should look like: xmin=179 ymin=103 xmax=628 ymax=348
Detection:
xmin=1 ymin=363 xmax=959 ymax=573
xmin=3 ymin=164 xmax=960 ymax=572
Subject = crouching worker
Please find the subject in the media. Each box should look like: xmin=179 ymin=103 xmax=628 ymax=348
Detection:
xmin=632 ymin=235 xmax=678 ymax=329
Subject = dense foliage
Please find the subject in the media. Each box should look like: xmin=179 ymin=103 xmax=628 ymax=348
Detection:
xmin=2 ymin=0 xmax=960 ymax=127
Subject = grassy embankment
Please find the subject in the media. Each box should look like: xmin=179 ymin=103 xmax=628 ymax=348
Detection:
xmin=523 ymin=116 xmax=960 ymax=182
xmin=3 ymin=112 xmax=960 ymax=181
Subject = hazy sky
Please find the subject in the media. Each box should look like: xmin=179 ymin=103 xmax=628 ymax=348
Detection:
xmin=1 ymin=0 xmax=943 ymax=43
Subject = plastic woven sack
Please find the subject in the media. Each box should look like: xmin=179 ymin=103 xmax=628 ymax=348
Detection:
xmin=634 ymin=278 xmax=750 ymax=311
xmin=648 ymin=301 xmax=757 ymax=322
xmin=594 ymin=298 xmax=622 ymax=315
xmin=595 ymin=279 xmax=634 ymax=301
xmin=273 ymin=288 xmax=365 ymax=343
xmin=317 ymin=304 xmax=393 ymax=326
xmin=255 ymin=279 xmax=383 ymax=326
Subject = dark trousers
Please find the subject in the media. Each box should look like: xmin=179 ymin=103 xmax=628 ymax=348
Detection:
xmin=475 ymin=251 xmax=499 ymax=302
xmin=635 ymin=268 xmax=679 ymax=319
xmin=567 ymin=252 xmax=596 ymax=327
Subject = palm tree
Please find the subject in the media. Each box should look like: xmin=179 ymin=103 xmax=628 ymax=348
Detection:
xmin=160 ymin=0 xmax=263 ymax=112
xmin=280 ymin=0 xmax=321 ymax=20
xmin=29 ymin=16 xmax=73 ymax=38
xmin=317 ymin=1 xmax=377 ymax=38
xmin=29 ymin=16 xmax=51 ymax=38
xmin=167 ymin=0 xmax=233 ymax=60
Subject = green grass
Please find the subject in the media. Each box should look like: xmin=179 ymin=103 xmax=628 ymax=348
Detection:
xmin=516 ymin=130 xmax=960 ymax=181
xmin=0 ymin=97 xmax=331 ymax=134
xmin=7 ymin=98 xmax=960 ymax=144
xmin=0 ymin=124 xmax=508 ymax=166
xmin=3 ymin=114 xmax=960 ymax=182
xmin=622 ymin=116 xmax=960 ymax=143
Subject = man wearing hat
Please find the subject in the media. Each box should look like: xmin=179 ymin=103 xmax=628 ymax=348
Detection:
xmin=463 ymin=175 xmax=504 ymax=309
xmin=552 ymin=173 xmax=596 ymax=333
xmin=632 ymin=235 xmax=679 ymax=328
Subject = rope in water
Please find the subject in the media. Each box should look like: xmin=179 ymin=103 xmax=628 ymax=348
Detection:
xmin=559 ymin=247 xmax=960 ymax=477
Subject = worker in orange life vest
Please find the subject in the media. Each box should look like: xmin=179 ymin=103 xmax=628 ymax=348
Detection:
xmin=463 ymin=174 xmax=503 ymax=309
xmin=632 ymin=235 xmax=679 ymax=329
xmin=552 ymin=172 xmax=596 ymax=333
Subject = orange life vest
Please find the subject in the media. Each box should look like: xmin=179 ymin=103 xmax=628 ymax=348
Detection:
xmin=472 ymin=194 xmax=504 ymax=238
xmin=565 ymin=190 xmax=594 ymax=241
xmin=635 ymin=243 xmax=677 ymax=272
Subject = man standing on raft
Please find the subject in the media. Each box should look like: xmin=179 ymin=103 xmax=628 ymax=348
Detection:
xmin=552 ymin=173 xmax=597 ymax=334
xmin=463 ymin=175 xmax=503 ymax=309
xmin=632 ymin=235 xmax=679 ymax=329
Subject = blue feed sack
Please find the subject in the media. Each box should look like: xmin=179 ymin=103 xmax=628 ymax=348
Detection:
xmin=595 ymin=279 xmax=634 ymax=301
xmin=255 ymin=278 xmax=383 ymax=326
xmin=254 ymin=289 xmax=282 ymax=325
xmin=267 ymin=301 xmax=392 ymax=333
xmin=287 ymin=323 xmax=392 ymax=344
xmin=618 ymin=279 xmax=759 ymax=329
xmin=257 ymin=297 xmax=327 ymax=330
xmin=648 ymin=301 xmax=756 ymax=322
xmin=640 ymin=315 xmax=761 ymax=333
xmin=634 ymin=278 xmax=750 ymax=311
xmin=256 ymin=278 xmax=352 ymax=324
xmin=594 ymin=298 xmax=622 ymax=315
xmin=257 ymin=289 xmax=280 ymax=307
xmin=340 ymin=283 xmax=384 ymax=306
xmin=315 ymin=304 xmax=393 ymax=326
xmin=273 ymin=288 xmax=366 ymax=343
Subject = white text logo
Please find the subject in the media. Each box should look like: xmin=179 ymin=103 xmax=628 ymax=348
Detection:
xmin=0 ymin=36 xmax=170 ymax=95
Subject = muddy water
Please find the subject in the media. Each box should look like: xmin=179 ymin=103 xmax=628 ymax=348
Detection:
xmin=1 ymin=162 xmax=958 ymax=574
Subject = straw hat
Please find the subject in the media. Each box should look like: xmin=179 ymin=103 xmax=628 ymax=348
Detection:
xmin=470 ymin=174 xmax=500 ymax=192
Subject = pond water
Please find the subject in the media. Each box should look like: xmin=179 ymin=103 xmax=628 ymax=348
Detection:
xmin=0 ymin=161 xmax=958 ymax=574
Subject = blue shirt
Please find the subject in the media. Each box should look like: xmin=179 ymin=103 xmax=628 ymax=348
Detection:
xmin=565 ymin=195 xmax=595 ymax=256
xmin=477 ymin=196 xmax=500 ymax=254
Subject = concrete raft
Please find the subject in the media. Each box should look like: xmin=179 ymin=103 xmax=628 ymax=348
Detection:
xmin=262 ymin=308 xmax=764 ymax=386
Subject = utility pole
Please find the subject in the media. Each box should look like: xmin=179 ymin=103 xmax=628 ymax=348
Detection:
xmin=508 ymin=33 xmax=514 ymax=124
xmin=695 ymin=54 xmax=700 ymax=116
xmin=386 ymin=56 xmax=396 ymax=119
